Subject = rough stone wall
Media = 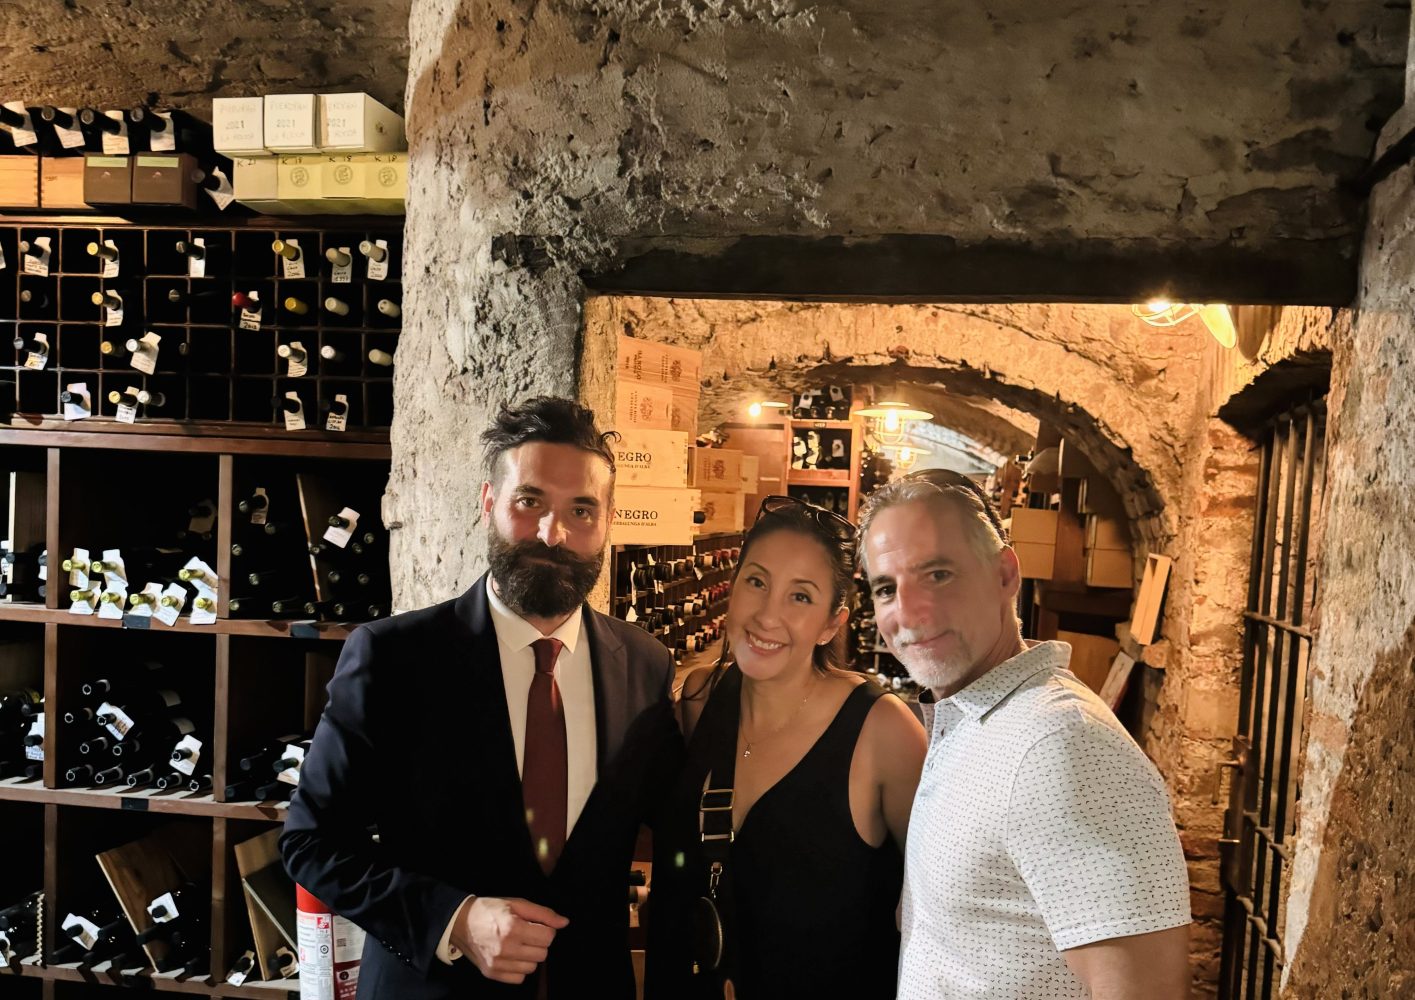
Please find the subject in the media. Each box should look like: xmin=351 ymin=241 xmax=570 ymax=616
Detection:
xmin=390 ymin=0 xmax=1403 ymax=606
xmin=0 ymin=0 xmax=410 ymax=114
xmin=1280 ymin=160 xmax=1415 ymax=995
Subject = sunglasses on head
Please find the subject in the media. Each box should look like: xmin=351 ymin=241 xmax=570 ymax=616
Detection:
xmin=754 ymin=494 xmax=857 ymax=546
xmin=899 ymin=468 xmax=1007 ymax=540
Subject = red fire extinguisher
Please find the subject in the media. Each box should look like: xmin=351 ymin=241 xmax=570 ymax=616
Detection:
xmin=296 ymin=884 xmax=366 ymax=1000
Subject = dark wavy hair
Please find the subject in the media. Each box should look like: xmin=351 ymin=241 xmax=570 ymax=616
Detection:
xmin=480 ymin=396 xmax=620 ymax=485
xmin=683 ymin=501 xmax=855 ymax=703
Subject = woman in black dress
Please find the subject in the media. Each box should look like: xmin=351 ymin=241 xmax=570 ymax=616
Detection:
xmin=645 ymin=496 xmax=927 ymax=999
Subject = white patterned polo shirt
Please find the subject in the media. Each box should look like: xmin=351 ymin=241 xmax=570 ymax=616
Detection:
xmin=898 ymin=640 xmax=1191 ymax=999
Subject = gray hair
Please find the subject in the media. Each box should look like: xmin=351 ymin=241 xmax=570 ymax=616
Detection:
xmin=857 ymin=474 xmax=1009 ymax=577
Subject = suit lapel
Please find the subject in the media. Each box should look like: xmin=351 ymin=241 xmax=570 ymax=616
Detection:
xmin=584 ymin=608 xmax=628 ymax=773
xmin=455 ymin=575 xmax=544 ymax=878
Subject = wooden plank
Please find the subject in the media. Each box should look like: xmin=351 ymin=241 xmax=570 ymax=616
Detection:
xmin=44 ymin=449 xmax=59 ymax=611
xmin=0 ymin=606 xmax=358 ymax=639
xmin=217 ymin=456 xmax=234 ymax=620
xmin=0 ymin=426 xmax=390 ymax=460
xmin=0 ymin=778 xmax=288 ymax=821
xmin=230 ymin=829 xmax=289 ymax=982
xmin=1053 ymin=480 xmax=1086 ymax=585
xmin=1129 ymin=553 xmax=1174 ymax=647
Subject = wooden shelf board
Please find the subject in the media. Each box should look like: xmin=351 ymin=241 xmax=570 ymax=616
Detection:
xmin=786 ymin=418 xmax=856 ymax=430
xmin=0 ymin=422 xmax=390 ymax=459
xmin=0 ymin=604 xmax=361 ymax=640
xmin=8 ymin=959 xmax=298 ymax=997
xmin=786 ymin=469 xmax=853 ymax=486
xmin=0 ymin=778 xmax=289 ymax=820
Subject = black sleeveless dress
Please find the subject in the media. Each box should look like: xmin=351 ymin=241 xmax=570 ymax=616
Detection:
xmin=645 ymin=666 xmax=904 ymax=999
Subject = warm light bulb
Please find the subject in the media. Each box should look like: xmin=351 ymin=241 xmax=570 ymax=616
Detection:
xmin=899 ymin=446 xmax=914 ymax=462
xmin=1146 ymin=299 xmax=1172 ymax=312
xmin=883 ymin=410 xmax=901 ymax=433
xmin=748 ymin=402 xmax=763 ymax=418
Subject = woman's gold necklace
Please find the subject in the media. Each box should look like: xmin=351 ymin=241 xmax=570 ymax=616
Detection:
xmin=740 ymin=679 xmax=816 ymax=759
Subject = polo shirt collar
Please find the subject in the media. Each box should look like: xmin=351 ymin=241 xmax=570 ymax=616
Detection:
xmin=485 ymin=576 xmax=584 ymax=655
xmin=942 ymin=639 xmax=1071 ymax=721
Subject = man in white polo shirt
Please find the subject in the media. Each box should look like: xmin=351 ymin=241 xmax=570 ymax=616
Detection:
xmin=858 ymin=469 xmax=1191 ymax=999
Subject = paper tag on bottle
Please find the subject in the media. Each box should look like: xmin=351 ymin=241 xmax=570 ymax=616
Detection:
xmin=127 ymin=581 xmax=162 ymax=618
xmin=188 ymin=501 xmax=216 ymax=533
xmin=628 ymin=562 xmax=637 ymax=604
xmin=0 ymin=244 xmax=5 ymax=272
xmin=53 ymin=109 xmax=84 ymax=149
xmin=280 ymin=238 xmax=305 ymax=278
xmin=367 ymin=238 xmax=390 ymax=280
xmin=169 ymin=734 xmax=202 ymax=776
xmin=97 ymin=584 xmax=127 ymax=620
xmin=68 ymin=585 xmax=96 ymax=614
xmin=285 ymin=341 xmax=308 ymax=378
xmin=246 ymin=487 xmax=269 ymax=526
xmin=98 ymin=701 xmax=135 ymax=739
xmin=129 ymin=331 xmax=161 ymax=375
xmin=275 ymin=742 xmax=306 ymax=785
xmin=238 ymin=290 xmax=263 ymax=331
xmin=331 ymin=246 xmax=353 ymax=284
xmin=116 ymin=386 xmax=140 ymax=424
xmin=187 ymin=237 xmax=206 ymax=278
xmin=22 ymin=236 xmax=50 ymax=276
xmin=24 ymin=332 xmax=49 ymax=370
xmin=148 ymin=890 xmax=180 ymax=924
xmin=67 ymin=548 xmax=90 ymax=588
xmin=63 ymin=382 xmax=91 ymax=421
xmin=2 ymin=102 xmax=37 ymax=147
xmin=325 ymin=393 xmax=348 ymax=432
xmin=204 ymin=166 xmax=235 ymax=211
xmin=98 ymin=549 xmax=127 ymax=587
xmin=103 ymin=291 xmax=124 ymax=328
xmin=188 ymin=593 xmax=218 ymax=625
xmin=100 ymin=111 xmax=130 ymax=154
xmin=226 ymin=950 xmax=256 ymax=986
xmin=99 ymin=240 xmax=120 ymax=278
xmin=323 ymin=507 xmax=360 ymax=548
xmin=37 ymin=559 xmax=45 ymax=582
xmin=694 ymin=564 xmax=704 ymax=580
xmin=624 ymin=605 xmax=638 ymax=623
xmin=181 ymin=557 xmax=218 ymax=598
xmin=62 ymin=913 xmax=100 ymax=951
xmin=148 ymin=112 xmax=176 ymax=152
xmin=154 ymin=583 xmax=187 ymax=626
xmin=282 ymin=391 xmax=306 ymax=431
xmin=24 ymin=716 xmax=43 ymax=761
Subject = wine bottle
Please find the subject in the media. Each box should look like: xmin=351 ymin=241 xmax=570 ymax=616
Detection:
xmin=78 ymin=107 xmax=126 ymax=136
xmin=368 ymin=348 xmax=395 ymax=367
xmin=358 ymin=240 xmax=387 ymax=262
xmin=254 ymin=779 xmax=294 ymax=802
xmin=236 ymin=492 xmax=268 ymax=515
xmin=322 ymin=246 xmax=352 ymax=268
xmin=272 ymin=945 xmax=298 ymax=978
xmin=274 ymin=396 xmax=303 ymax=415
xmin=187 ymin=773 xmax=213 ymax=793
xmin=108 ymin=389 xmax=139 ymax=407
xmin=60 ymin=389 xmax=90 ymax=411
xmin=136 ymin=389 xmax=166 ymax=408
xmin=319 ymin=345 xmax=345 ymax=362
xmin=231 ymin=290 xmax=258 ymax=311
xmin=128 ymin=592 xmax=156 ymax=609
xmin=79 ymin=734 xmax=111 ymax=755
xmin=277 ymin=342 xmax=308 ymax=364
xmin=91 ymin=290 xmax=122 ymax=310
xmin=70 ymin=587 xmax=98 ymax=606
xmin=125 ymin=765 xmax=160 ymax=787
xmin=192 ymin=596 xmax=215 ymax=612
xmin=271 ymin=239 xmax=302 ymax=262
xmin=166 ymin=286 xmax=228 ymax=305
xmin=282 ymin=296 xmax=309 ymax=315
xmin=328 ymin=514 xmax=351 ymax=529
xmin=376 ymin=298 xmax=401 ymax=318
xmin=153 ymin=770 xmax=187 ymax=790
xmin=92 ymin=763 xmax=127 ymax=786
xmin=99 ymin=337 xmax=129 ymax=359
xmin=86 ymin=241 xmax=119 ymax=263
xmin=37 ymin=105 xmax=76 ymax=131
xmin=262 ymin=521 xmax=292 ymax=537
xmin=177 ymin=565 xmax=213 ymax=584
xmin=323 ymin=296 xmax=350 ymax=316
xmin=95 ymin=689 xmax=182 ymax=726
xmin=19 ymin=287 xmax=50 ymax=308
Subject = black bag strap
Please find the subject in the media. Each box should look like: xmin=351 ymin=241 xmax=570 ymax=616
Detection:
xmin=698 ymin=665 xmax=741 ymax=877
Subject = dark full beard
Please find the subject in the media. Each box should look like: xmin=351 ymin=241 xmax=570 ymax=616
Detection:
xmin=487 ymin=528 xmax=605 ymax=619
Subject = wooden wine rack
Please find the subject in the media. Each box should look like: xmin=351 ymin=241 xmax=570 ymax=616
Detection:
xmin=0 ymin=214 xmax=400 ymax=1000
xmin=0 ymin=216 xmax=400 ymax=432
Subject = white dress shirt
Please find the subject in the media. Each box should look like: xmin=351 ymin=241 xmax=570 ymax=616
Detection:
xmin=898 ymin=640 xmax=1191 ymax=998
xmin=437 ymin=577 xmax=599 ymax=964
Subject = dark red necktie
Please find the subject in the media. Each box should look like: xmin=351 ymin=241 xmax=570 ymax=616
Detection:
xmin=523 ymin=637 xmax=568 ymax=875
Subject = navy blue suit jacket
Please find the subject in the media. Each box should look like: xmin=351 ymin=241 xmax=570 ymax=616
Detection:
xmin=280 ymin=575 xmax=681 ymax=998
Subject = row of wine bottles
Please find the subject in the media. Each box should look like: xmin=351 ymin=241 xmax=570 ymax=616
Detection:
xmin=5 ymin=234 xmax=397 ymax=281
xmin=1 ymin=542 xmax=44 ymax=603
xmin=50 ymin=882 xmax=210 ymax=974
xmin=0 ymin=687 xmax=43 ymax=781
xmin=223 ymin=732 xmax=312 ymax=802
xmin=1 ymin=105 xmax=214 ymax=156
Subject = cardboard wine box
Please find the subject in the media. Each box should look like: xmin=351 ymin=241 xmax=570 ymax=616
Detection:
xmin=317 ymin=93 xmax=405 ymax=152
xmin=82 ymin=155 xmax=133 ymax=205
xmin=130 ymin=153 xmax=199 ymax=209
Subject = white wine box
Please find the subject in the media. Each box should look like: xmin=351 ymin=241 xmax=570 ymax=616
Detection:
xmin=689 ymin=448 xmax=744 ymax=491
xmin=319 ymin=153 xmax=407 ymax=214
xmin=611 ymin=487 xmax=698 ymax=545
xmin=613 ymin=429 xmax=690 ymax=488
xmin=232 ymin=156 xmax=289 ymax=213
xmin=617 ymin=335 xmax=702 ymax=392
xmin=212 ymin=97 xmax=266 ymax=155
xmin=263 ymin=94 xmax=320 ymax=153
xmin=318 ymin=93 xmax=405 ymax=152
xmin=276 ymin=156 xmax=356 ymax=214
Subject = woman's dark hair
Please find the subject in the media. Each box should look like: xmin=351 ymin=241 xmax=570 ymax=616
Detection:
xmin=684 ymin=502 xmax=855 ymax=702
xmin=481 ymin=396 xmax=620 ymax=485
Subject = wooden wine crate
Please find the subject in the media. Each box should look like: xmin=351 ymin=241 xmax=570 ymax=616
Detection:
xmin=0 ymin=156 xmax=40 ymax=208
